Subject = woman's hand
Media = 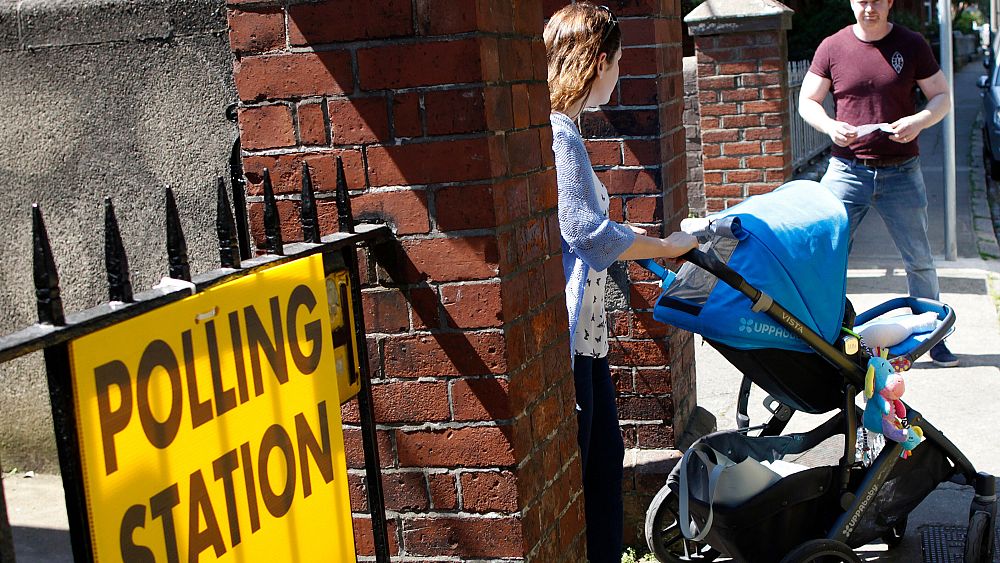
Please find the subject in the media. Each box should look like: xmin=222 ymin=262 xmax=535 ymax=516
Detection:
xmin=662 ymin=231 xmax=699 ymax=259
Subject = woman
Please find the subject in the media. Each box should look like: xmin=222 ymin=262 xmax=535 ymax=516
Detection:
xmin=544 ymin=4 xmax=699 ymax=561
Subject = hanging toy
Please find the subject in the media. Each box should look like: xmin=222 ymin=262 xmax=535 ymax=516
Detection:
xmin=863 ymin=347 xmax=923 ymax=458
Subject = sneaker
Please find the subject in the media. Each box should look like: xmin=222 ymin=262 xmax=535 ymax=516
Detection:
xmin=929 ymin=341 xmax=959 ymax=367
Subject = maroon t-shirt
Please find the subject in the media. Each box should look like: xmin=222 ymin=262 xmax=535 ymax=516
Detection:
xmin=809 ymin=24 xmax=939 ymax=159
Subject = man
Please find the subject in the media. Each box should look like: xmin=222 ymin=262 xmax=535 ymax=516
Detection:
xmin=799 ymin=0 xmax=958 ymax=366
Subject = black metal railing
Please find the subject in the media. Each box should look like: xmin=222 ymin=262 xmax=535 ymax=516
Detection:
xmin=0 ymin=158 xmax=393 ymax=563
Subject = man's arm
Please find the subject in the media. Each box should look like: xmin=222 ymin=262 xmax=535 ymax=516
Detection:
xmin=887 ymin=70 xmax=950 ymax=143
xmin=798 ymin=71 xmax=857 ymax=147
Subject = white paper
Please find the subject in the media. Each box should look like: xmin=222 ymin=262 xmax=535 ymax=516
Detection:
xmin=854 ymin=122 xmax=894 ymax=138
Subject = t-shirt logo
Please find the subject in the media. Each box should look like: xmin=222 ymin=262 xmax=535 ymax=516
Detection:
xmin=891 ymin=51 xmax=904 ymax=74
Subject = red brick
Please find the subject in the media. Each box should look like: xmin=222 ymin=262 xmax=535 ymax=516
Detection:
xmin=393 ymin=236 xmax=498 ymax=283
xmin=598 ymin=168 xmax=659 ymax=195
xmin=706 ymin=185 xmax=743 ymax=198
xmin=511 ymin=0 xmax=544 ymax=35
xmin=723 ymin=141 xmax=762 ymax=156
xmin=296 ymin=101 xmax=327 ymax=146
xmin=617 ymin=395 xmax=672 ymax=420
xmin=402 ymin=516 xmax=523 ymax=558
xmin=407 ymin=286 xmax=440 ymax=330
xmin=244 ymin=150 xmax=366 ymax=196
xmin=507 ymin=128 xmax=543 ymax=175
xmin=352 ymin=189 xmax=430 ymax=235
xmin=427 ymin=472 xmax=459 ymax=510
xmin=328 ymin=97 xmax=390 ymax=145
xmin=622 ymin=139 xmax=659 ymax=166
xmin=718 ymin=62 xmax=757 ymax=74
xmin=414 ymin=0 xmax=479 ymax=35
xmin=499 ymin=38 xmax=533 ymax=82
xmin=703 ymin=157 xmax=740 ymax=170
xmin=358 ymin=39 xmax=482 ymax=90
xmin=608 ymin=339 xmax=669 ymax=367
xmin=434 ymin=183 xmax=498 ymax=231
xmin=384 ymin=332 xmax=507 ymax=377
xmin=493 ymin=178 xmax=530 ymax=225
xmin=239 ymin=104 xmax=295 ymax=149
xmin=343 ymin=427 xmax=395 ymax=469
xmin=701 ymin=129 xmax=738 ymax=143
xmin=396 ymin=426 xmax=515 ymax=468
xmin=586 ymin=140 xmax=622 ymax=166
xmin=234 ymin=51 xmax=353 ymax=102
xmin=528 ymin=82 xmax=551 ymax=126
xmin=228 ymin=8 xmax=285 ymax=54
xmin=424 ymin=88 xmax=487 ymax=135
xmin=745 ymin=127 xmax=782 ymax=141
xmin=625 ymin=195 xmax=661 ymax=223
xmin=721 ymin=114 xmax=762 ymax=128
xmin=485 ymin=86 xmax=514 ymax=131
xmin=373 ymin=381 xmax=451 ymax=423
xmin=619 ymin=77 xmax=658 ymax=105
xmin=380 ymin=471 xmax=432 ymax=512
xmin=620 ymin=46 xmax=658 ymax=76
xmin=363 ymin=288 xmax=409 ymax=333
xmin=725 ymin=169 xmax=764 ymax=183
xmin=698 ymin=102 xmax=738 ymax=117
xmin=747 ymin=155 xmax=786 ymax=168
xmin=451 ymin=377 xmax=512 ymax=421
xmin=744 ymin=100 xmax=783 ymax=114
xmin=634 ymin=367 xmax=674 ymax=394
xmin=247 ymin=200 xmax=299 ymax=246
xmin=511 ymin=83 xmax=531 ymax=129
xmin=530 ymin=392 xmax=565 ymax=443
xmin=461 ymin=471 xmax=518 ymax=512
xmin=440 ymin=281 xmax=503 ymax=329
xmin=287 ymin=0 xmax=412 ymax=44
xmin=636 ymin=423 xmax=676 ymax=449
xmin=392 ymin=92 xmax=423 ymax=138
xmin=367 ymin=137 xmax=491 ymax=186
xmin=353 ymin=516 xmax=401 ymax=556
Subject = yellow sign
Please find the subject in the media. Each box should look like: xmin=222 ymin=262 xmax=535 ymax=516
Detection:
xmin=69 ymin=254 xmax=357 ymax=562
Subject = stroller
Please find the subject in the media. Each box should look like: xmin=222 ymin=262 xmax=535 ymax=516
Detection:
xmin=638 ymin=180 xmax=997 ymax=562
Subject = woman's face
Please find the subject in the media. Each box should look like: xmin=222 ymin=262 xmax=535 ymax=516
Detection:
xmin=587 ymin=47 xmax=621 ymax=108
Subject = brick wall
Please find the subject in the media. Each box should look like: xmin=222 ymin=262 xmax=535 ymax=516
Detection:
xmin=687 ymin=2 xmax=793 ymax=211
xmin=683 ymin=56 xmax=705 ymax=217
xmin=228 ymin=0 xmax=694 ymax=558
xmin=227 ymin=1 xmax=585 ymax=560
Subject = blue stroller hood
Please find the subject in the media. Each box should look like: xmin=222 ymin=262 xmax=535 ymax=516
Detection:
xmin=652 ymin=180 xmax=850 ymax=352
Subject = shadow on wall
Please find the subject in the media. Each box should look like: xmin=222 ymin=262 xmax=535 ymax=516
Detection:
xmin=0 ymin=1 xmax=238 ymax=473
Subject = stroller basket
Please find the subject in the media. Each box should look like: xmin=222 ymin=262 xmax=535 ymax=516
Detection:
xmin=671 ymin=414 xmax=953 ymax=562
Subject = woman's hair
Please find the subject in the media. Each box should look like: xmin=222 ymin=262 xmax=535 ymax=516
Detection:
xmin=543 ymin=3 xmax=622 ymax=116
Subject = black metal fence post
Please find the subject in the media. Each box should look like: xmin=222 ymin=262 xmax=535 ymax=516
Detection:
xmin=216 ymin=177 xmax=241 ymax=269
xmin=335 ymin=156 xmax=390 ymax=563
xmin=262 ymin=168 xmax=284 ymax=256
xmin=33 ymin=205 xmax=93 ymax=562
xmin=165 ymin=187 xmax=191 ymax=282
xmin=226 ymin=104 xmax=251 ymax=261
xmin=103 ymin=198 xmax=134 ymax=303
xmin=300 ymin=163 xmax=321 ymax=244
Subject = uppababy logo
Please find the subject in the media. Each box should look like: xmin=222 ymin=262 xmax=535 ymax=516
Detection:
xmin=738 ymin=317 xmax=793 ymax=339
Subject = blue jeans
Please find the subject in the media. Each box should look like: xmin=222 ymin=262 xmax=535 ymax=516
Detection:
xmin=820 ymin=156 xmax=940 ymax=301
xmin=573 ymin=355 xmax=624 ymax=562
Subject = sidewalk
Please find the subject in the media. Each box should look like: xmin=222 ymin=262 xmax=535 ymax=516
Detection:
xmin=697 ymin=59 xmax=1000 ymax=561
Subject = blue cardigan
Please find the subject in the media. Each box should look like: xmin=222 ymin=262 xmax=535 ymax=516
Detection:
xmin=550 ymin=112 xmax=636 ymax=358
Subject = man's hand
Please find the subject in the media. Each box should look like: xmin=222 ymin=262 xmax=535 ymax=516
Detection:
xmin=827 ymin=121 xmax=858 ymax=147
xmin=886 ymin=115 xmax=924 ymax=144
xmin=627 ymin=224 xmax=647 ymax=235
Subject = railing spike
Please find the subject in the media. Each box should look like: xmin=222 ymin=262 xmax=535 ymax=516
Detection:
xmin=300 ymin=162 xmax=321 ymax=243
xmin=103 ymin=198 xmax=134 ymax=303
xmin=216 ymin=177 xmax=241 ymax=269
xmin=31 ymin=203 xmax=65 ymax=326
xmin=165 ymin=187 xmax=191 ymax=281
xmin=262 ymin=168 xmax=284 ymax=255
xmin=230 ymin=136 xmax=251 ymax=260
xmin=335 ymin=155 xmax=355 ymax=234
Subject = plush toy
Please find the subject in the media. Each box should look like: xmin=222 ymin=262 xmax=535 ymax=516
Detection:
xmin=863 ymin=348 xmax=923 ymax=458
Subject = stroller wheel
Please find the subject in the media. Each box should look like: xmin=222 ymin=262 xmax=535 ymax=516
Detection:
xmin=963 ymin=511 xmax=995 ymax=563
xmin=644 ymin=483 xmax=722 ymax=562
xmin=880 ymin=515 xmax=907 ymax=549
xmin=778 ymin=539 xmax=861 ymax=563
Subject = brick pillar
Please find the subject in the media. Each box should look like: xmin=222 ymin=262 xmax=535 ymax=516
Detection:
xmin=226 ymin=1 xmax=584 ymax=561
xmin=686 ymin=0 xmax=794 ymax=212
xmin=543 ymin=1 xmax=695 ymax=548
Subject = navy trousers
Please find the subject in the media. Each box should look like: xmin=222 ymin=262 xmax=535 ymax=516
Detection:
xmin=573 ymin=355 xmax=625 ymax=562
